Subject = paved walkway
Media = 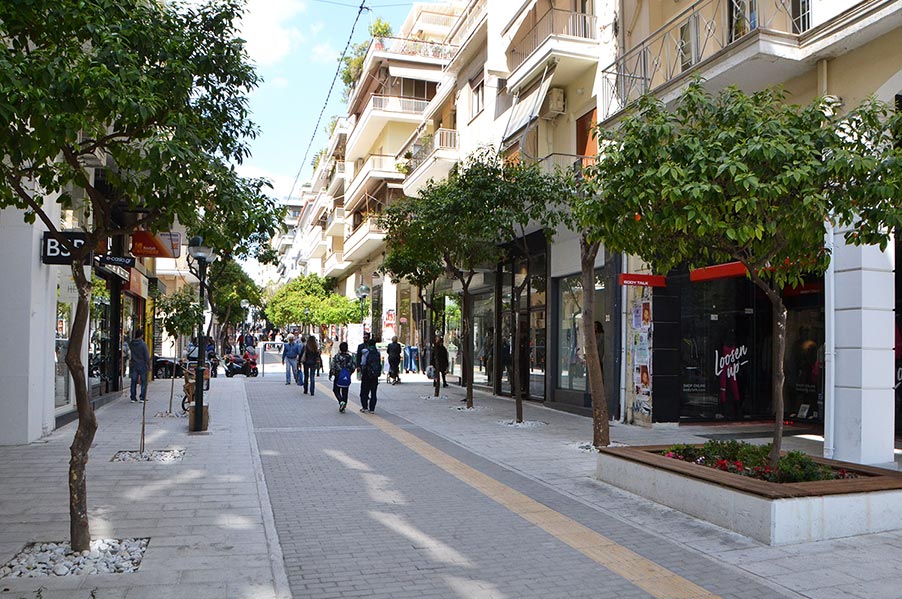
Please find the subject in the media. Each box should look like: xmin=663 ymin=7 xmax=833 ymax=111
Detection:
xmin=1 ymin=371 xmax=900 ymax=598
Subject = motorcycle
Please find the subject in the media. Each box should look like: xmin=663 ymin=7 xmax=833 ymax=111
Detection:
xmin=223 ymin=349 xmax=258 ymax=377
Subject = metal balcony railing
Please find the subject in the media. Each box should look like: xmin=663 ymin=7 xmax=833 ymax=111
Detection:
xmin=536 ymin=153 xmax=596 ymax=175
xmin=370 ymin=95 xmax=431 ymax=114
xmin=417 ymin=10 xmax=459 ymax=30
xmin=347 ymin=217 xmax=384 ymax=245
xmin=407 ymin=128 xmax=459 ymax=174
xmin=371 ymin=36 xmax=457 ymax=61
xmin=446 ymin=0 xmax=487 ymax=46
xmin=599 ymin=0 xmax=808 ymax=122
xmin=508 ymin=9 xmax=598 ymax=72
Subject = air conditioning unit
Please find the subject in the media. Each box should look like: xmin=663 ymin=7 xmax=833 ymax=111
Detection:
xmin=545 ymin=88 xmax=566 ymax=117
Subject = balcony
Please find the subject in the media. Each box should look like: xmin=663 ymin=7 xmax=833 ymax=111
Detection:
xmin=507 ymin=9 xmax=598 ymax=91
xmin=597 ymin=0 xmax=896 ymax=123
xmin=344 ymin=154 xmax=405 ymax=211
xmin=323 ymin=249 xmax=349 ymax=278
xmin=346 ymin=95 xmax=432 ymax=159
xmin=402 ymin=128 xmax=459 ymax=197
xmin=326 ymin=161 xmax=345 ymax=196
xmin=325 ymin=207 xmax=346 ymax=237
xmin=536 ymin=153 xmax=596 ymax=176
xmin=444 ymin=0 xmax=488 ymax=71
xmin=276 ymin=231 xmax=295 ymax=253
xmin=303 ymin=226 xmax=326 ymax=259
xmin=344 ymin=217 xmax=385 ymax=263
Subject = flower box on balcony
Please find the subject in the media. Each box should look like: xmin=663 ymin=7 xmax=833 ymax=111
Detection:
xmin=596 ymin=445 xmax=902 ymax=545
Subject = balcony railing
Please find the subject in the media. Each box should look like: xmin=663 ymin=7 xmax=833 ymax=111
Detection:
xmin=508 ymin=9 xmax=598 ymax=72
xmin=372 ymin=36 xmax=457 ymax=61
xmin=536 ymin=153 xmax=596 ymax=175
xmin=599 ymin=0 xmax=807 ymax=122
xmin=417 ymin=10 xmax=459 ymax=30
xmin=407 ymin=128 xmax=459 ymax=173
xmin=370 ymin=95 xmax=431 ymax=114
xmin=447 ymin=0 xmax=487 ymax=46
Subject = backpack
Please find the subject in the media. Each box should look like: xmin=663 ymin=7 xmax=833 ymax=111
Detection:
xmin=362 ymin=347 xmax=381 ymax=381
xmin=336 ymin=364 xmax=352 ymax=388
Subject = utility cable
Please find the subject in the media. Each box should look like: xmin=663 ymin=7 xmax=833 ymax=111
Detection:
xmin=285 ymin=0 xmax=370 ymax=203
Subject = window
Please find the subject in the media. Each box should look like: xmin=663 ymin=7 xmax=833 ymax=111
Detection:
xmin=400 ymin=78 xmax=437 ymax=99
xmin=791 ymin=0 xmax=811 ymax=33
xmin=679 ymin=22 xmax=694 ymax=72
xmin=470 ymin=79 xmax=484 ymax=119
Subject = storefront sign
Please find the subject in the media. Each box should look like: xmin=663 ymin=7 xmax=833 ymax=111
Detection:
xmin=130 ymin=231 xmax=181 ymax=258
xmin=689 ymin=262 xmax=747 ymax=282
xmin=618 ymin=274 xmax=667 ymax=287
xmin=715 ymin=344 xmax=749 ymax=381
xmin=42 ymin=232 xmax=91 ymax=265
xmin=99 ymin=255 xmax=136 ymax=268
xmin=124 ymin=268 xmax=149 ymax=298
xmin=96 ymin=262 xmax=129 ymax=281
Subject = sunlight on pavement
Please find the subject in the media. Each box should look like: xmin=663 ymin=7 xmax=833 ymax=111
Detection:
xmin=215 ymin=513 xmax=259 ymax=530
xmin=370 ymin=511 xmax=473 ymax=567
xmin=361 ymin=472 xmax=408 ymax=504
xmin=323 ymin=448 xmax=373 ymax=471
xmin=124 ymin=468 xmax=204 ymax=501
xmin=260 ymin=449 xmax=281 ymax=456
xmin=443 ymin=574 xmax=509 ymax=599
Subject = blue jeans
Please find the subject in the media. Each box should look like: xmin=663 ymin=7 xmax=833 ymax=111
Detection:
xmin=130 ymin=368 xmax=148 ymax=401
xmin=303 ymin=363 xmax=316 ymax=394
xmin=285 ymin=360 xmax=299 ymax=384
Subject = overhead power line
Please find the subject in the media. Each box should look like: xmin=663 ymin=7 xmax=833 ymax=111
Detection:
xmin=285 ymin=0 xmax=370 ymax=203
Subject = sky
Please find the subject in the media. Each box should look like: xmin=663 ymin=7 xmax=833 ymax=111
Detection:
xmin=235 ymin=0 xmax=415 ymax=204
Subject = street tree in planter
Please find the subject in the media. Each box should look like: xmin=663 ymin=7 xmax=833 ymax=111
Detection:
xmin=381 ymin=200 xmax=446 ymax=392
xmin=0 ymin=0 xmax=260 ymax=551
xmin=154 ymin=286 xmax=203 ymax=414
xmin=208 ymin=260 xmax=263 ymax=355
xmin=583 ymin=81 xmax=901 ymax=465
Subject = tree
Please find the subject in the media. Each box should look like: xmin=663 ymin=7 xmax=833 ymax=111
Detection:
xmin=340 ymin=18 xmax=392 ymax=100
xmin=207 ymin=260 xmax=262 ymax=351
xmin=0 ymin=0 xmax=260 ymax=551
xmin=154 ymin=286 xmax=203 ymax=413
xmin=583 ymin=81 xmax=901 ymax=465
xmin=266 ymin=274 xmax=356 ymax=331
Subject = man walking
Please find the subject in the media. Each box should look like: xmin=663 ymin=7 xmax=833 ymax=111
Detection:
xmin=386 ymin=335 xmax=402 ymax=384
xmin=356 ymin=331 xmax=371 ymax=373
xmin=359 ymin=337 xmax=381 ymax=413
xmin=431 ymin=336 xmax=450 ymax=388
xmin=281 ymin=334 xmax=302 ymax=386
xmin=329 ymin=341 xmax=355 ymax=412
xmin=129 ymin=330 xmax=151 ymax=403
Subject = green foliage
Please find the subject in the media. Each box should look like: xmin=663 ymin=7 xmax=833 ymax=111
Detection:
xmin=208 ymin=260 xmax=261 ymax=326
xmin=582 ymin=81 xmax=900 ymax=285
xmin=155 ymin=286 xmax=203 ymax=339
xmin=266 ymin=274 xmax=348 ymax=327
xmin=340 ymin=17 xmax=393 ymax=99
xmin=663 ymin=441 xmax=840 ymax=483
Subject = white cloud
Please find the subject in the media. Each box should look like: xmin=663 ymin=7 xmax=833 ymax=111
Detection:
xmin=235 ymin=164 xmax=297 ymax=202
xmin=239 ymin=0 xmax=308 ymax=67
xmin=270 ymin=77 xmax=290 ymax=88
xmin=310 ymin=22 xmax=325 ymax=36
xmin=311 ymin=42 xmax=339 ymax=64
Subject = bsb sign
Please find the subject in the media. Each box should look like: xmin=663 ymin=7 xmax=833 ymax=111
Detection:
xmin=42 ymin=232 xmax=91 ymax=265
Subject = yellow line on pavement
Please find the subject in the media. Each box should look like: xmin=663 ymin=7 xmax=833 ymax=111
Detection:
xmin=363 ymin=413 xmax=721 ymax=599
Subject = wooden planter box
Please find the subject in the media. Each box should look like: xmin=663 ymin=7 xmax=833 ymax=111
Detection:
xmin=596 ymin=446 xmax=902 ymax=545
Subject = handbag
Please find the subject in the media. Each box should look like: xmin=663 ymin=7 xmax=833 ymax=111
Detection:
xmin=426 ymin=365 xmax=436 ymax=380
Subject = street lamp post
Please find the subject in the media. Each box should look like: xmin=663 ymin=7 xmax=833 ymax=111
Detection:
xmin=188 ymin=236 xmax=215 ymax=432
xmin=355 ymin=284 xmax=370 ymax=335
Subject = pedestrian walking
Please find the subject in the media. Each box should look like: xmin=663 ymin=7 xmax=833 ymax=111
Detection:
xmin=355 ymin=331 xmax=371 ymax=378
xmin=431 ymin=336 xmax=450 ymax=388
xmin=300 ymin=336 xmax=320 ymax=395
xmin=128 ymin=330 xmax=150 ymax=403
xmin=359 ymin=337 xmax=381 ymax=413
xmin=328 ymin=341 xmax=355 ymax=413
xmin=281 ymin=334 xmax=301 ymax=386
xmin=386 ymin=335 xmax=402 ymax=384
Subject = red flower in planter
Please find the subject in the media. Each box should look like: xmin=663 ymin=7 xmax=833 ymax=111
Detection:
xmin=715 ymin=459 xmax=729 ymax=471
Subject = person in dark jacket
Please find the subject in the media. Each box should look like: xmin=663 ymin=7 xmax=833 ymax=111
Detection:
xmin=359 ymin=338 xmax=381 ymax=413
xmin=431 ymin=336 xmax=450 ymax=388
xmin=386 ymin=336 xmax=402 ymax=383
xmin=300 ymin=336 xmax=320 ymax=395
xmin=328 ymin=342 xmax=355 ymax=412
xmin=129 ymin=330 xmax=151 ymax=403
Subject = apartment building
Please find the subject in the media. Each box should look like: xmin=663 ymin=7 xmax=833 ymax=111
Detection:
xmin=282 ymin=0 xmax=899 ymax=465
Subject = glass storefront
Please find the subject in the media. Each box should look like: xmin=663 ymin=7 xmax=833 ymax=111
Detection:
xmin=471 ymin=292 xmax=495 ymax=387
xmin=556 ymin=270 xmax=605 ymax=394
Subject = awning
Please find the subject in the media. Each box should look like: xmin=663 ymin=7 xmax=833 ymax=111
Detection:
xmin=388 ymin=65 xmax=444 ymax=82
xmin=502 ymin=65 xmax=555 ymax=143
xmin=502 ymin=0 xmax=539 ymax=37
xmin=422 ymin=75 xmax=457 ymax=120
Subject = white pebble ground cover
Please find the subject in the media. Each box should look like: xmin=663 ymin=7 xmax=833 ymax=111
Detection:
xmin=0 ymin=538 xmax=149 ymax=578
xmin=111 ymin=449 xmax=185 ymax=463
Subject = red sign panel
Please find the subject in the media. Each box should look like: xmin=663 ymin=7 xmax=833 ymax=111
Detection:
xmin=689 ymin=262 xmax=747 ymax=282
xmin=130 ymin=231 xmax=181 ymax=258
xmin=618 ymin=274 xmax=667 ymax=287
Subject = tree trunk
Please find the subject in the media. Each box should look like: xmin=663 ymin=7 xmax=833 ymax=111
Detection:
xmin=66 ymin=262 xmax=98 ymax=552
xmin=580 ymin=237 xmax=608 ymax=448
xmin=461 ymin=284 xmax=474 ymax=409
xmin=510 ymin=281 xmax=527 ymax=423
xmin=219 ymin=304 xmax=233 ymax=355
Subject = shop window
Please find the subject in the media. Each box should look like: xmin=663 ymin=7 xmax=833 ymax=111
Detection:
xmin=557 ymin=270 xmax=604 ymax=392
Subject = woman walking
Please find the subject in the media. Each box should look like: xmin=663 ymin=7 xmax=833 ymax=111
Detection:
xmin=300 ymin=336 xmax=320 ymax=395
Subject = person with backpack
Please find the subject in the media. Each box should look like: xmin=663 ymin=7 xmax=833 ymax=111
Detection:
xmin=329 ymin=341 xmax=355 ymax=413
xmin=359 ymin=337 xmax=381 ymax=413
xmin=281 ymin=334 xmax=302 ymax=386
xmin=300 ymin=336 xmax=321 ymax=395
xmin=356 ymin=332 xmax=371 ymax=380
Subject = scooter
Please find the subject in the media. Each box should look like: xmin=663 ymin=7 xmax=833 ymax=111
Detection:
xmin=223 ymin=349 xmax=258 ymax=377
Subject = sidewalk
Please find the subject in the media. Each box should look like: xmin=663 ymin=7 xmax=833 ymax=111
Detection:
xmin=1 ymin=372 xmax=900 ymax=598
